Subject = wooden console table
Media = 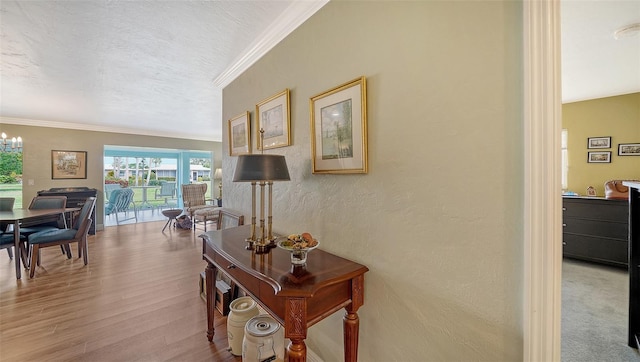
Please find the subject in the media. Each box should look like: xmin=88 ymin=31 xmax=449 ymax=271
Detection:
xmin=201 ymin=225 xmax=368 ymax=361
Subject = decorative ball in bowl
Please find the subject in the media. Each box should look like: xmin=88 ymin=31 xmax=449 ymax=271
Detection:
xmin=277 ymin=233 xmax=319 ymax=265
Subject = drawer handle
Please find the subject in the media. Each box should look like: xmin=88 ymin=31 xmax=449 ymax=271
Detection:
xmin=562 ymin=207 xmax=566 ymax=211
xmin=562 ymin=223 xmax=566 ymax=227
xmin=227 ymin=264 xmax=236 ymax=269
xmin=562 ymin=242 xmax=566 ymax=245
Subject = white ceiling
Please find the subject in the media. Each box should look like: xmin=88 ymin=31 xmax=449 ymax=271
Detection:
xmin=561 ymin=0 xmax=640 ymax=103
xmin=1 ymin=1 xmax=638 ymax=142
xmin=0 ymin=0 xmax=326 ymax=141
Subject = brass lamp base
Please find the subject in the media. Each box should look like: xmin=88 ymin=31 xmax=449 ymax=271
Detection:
xmin=254 ymin=243 xmax=270 ymax=254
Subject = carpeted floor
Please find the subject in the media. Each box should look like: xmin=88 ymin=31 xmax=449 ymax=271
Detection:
xmin=562 ymin=259 xmax=640 ymax=361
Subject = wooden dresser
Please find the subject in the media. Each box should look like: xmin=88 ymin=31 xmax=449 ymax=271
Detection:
xmin=562 ymin=196 xmax=629 ymax=268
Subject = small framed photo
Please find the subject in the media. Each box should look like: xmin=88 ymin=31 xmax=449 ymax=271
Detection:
xmin=256 ymin=89 xmax=290 ymax=150
xmin=587 ymin=151 xmax=611 ymax=163
xmin=228 ymin=111 xmax=251 ymax=156
xmin=51 ymin=150 xmax=87 ymax=179
xmin=587 ymin=137 xmax=611 ymax=149
xmin=310 ymin=76 xmax=368 ymax=174
xmin=618 ymin=143 xmax=640 ymax=156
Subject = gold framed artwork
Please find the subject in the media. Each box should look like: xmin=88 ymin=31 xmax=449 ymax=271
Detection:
xmin=256 ymin=88 xmax=290 ymax=150
xmin=51 ymin=150 xmax=87 ymax=179
xmin=310 ymin=76 xmax=367 ymax=174
xmin=228 ymin=111 xmax=251 ymax=156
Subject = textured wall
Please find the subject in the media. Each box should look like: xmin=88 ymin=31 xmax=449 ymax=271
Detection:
xmin=222 ymin=1 xmax=523 ymax=361
xmin=563 ymin=93 xmax=640 ymax=196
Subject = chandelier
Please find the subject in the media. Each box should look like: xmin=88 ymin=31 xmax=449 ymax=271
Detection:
xmin=1 ymin=132 xmax=23 ymax=153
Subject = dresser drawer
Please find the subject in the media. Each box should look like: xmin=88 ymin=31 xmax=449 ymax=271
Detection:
xmin=563 ymin=218 xmax=628 ymax=240
xmin=563 ymin=197 xmax=628 ymax=222
xmin=563 ymin=233 xmax=628 ymax=266
xmin=213 ymin=253 xmax=259 ymax=293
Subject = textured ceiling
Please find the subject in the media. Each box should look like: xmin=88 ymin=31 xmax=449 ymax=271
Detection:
xmin=561 ymin=0 xmax=640 ymax=103
xmin=0 ymin=0 xmax=325 ymax=141
xmin=0 ymin=1 xmax=638 ymax=141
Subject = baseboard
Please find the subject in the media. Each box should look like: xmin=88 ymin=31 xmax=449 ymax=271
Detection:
xmin=307 ymin=347 xmax=323 ymax=362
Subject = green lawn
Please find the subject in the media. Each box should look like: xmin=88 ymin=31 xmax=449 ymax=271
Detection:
xmin=0 ymin=183 xmax=22 ymax=206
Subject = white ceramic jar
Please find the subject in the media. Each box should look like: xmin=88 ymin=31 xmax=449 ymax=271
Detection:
xmin=227 ymin=296 xmax=259 ymax=356
xmin=242 ymin=315 xmax=285 ymax=362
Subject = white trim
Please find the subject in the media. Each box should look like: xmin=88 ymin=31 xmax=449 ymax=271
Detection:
xmin=0 ymin=116 xmax=215 ymax=142
xmin=523 ymin=1 xmax=562 ymax=361
xmin=213 ymin=0 xmax=329 ymax=88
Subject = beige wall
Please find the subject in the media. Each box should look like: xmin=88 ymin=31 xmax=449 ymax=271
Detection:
xmin=563 ymin=92 xmax=640 ymax=196
xmin=222 ymin=1 xmax=523 ymax=361
xmin=0 ymin=123 xmax=220 ymax=229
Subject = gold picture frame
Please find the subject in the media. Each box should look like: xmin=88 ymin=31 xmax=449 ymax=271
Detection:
xmin=51 ymin=150 xmax=87 ymax=179
xmin=310 ymin=76 xmax=368 ymax=174
xmin=228 ymin=111 xmax=251 ymax=156
xmin=256 ymin=89 xmax=290 ymax=150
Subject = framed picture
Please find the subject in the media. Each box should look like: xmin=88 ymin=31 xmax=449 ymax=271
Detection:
xmin=51 ymin=150 xmax=87 ymax=179
xmin=228 ymin=111 xmax=251 ymax=156
xmin=587 ymin=151 xmax=611 ymax=163
xmin=256 ymin=89 xmax=290 ymax=150
xmin=587 ymin=137 xmax=611 ymax=149
xmin=618 ymin=143 xmax=640 ymax=156
xmin=310 ymin=76 xmax=368 ymax=174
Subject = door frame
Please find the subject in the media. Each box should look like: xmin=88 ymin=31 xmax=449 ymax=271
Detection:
xmin=523 ymin=1 xmax=562 ymax=361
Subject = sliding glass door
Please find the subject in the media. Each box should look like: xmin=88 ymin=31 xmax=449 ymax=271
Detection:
xmin=104 ymin=146 xmax=213 ymax=224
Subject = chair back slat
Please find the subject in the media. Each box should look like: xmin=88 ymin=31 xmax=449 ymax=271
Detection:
xmin=216 ymin=209 xmax=245 ymax=230
xmin=0 ymin=197 xmax=15 ymax=233
xmin=0 ymin=197 xmax=15 ymax=211
xmin=74 ymin=197 xmax=96 ymax=231
xmin=22 ymin=196 xmax=67 ymax=228
xmin=181 ymin=183 xmax=207 ymax=207
xmin=158 ymin=182 xmax=176 ymax=197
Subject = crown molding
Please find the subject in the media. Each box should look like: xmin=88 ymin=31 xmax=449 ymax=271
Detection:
xmin=0 ymin=116 xmax=219 ymax=142
xmin=213 ymin=0 xmax=329 ymax=88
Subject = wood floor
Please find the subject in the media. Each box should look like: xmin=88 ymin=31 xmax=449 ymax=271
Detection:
xmin=0 ymin=221 xmax=242 ymax=361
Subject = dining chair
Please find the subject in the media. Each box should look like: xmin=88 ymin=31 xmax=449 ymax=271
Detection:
xmin=214 ymin=209 xmax=245 ymax=300
xmin=216 ymin=209 xmax=245 ymax=230
xmin=0 ymin=197 xmax=18 ymax=259
xmin=25 ymin=197 xmax=96 ymax=278
xmin=19 ymin=196 xmax=68 ymax=235
xmin=19 ymin=195 xmax=68 ymax=258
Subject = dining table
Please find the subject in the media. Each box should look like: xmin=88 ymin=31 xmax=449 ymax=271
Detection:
xmin=0 ymin=208 xmax=74 ymax=279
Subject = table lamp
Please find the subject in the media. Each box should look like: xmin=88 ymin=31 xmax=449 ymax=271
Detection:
xmin=233 ymin=154 xmax=290 ymax=253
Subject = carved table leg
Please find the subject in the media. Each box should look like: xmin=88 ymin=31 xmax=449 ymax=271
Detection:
xmin=205 ymin=263 xmax=217 ymax=341
xmin=287 ymin=339 xmax=307 ymax=362
xmin=285 ymin=297 xmax=307 ymax=361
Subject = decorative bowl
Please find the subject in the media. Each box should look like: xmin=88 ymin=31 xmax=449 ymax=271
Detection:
xmin=277 ymin=238 xmax=319 ymax=265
